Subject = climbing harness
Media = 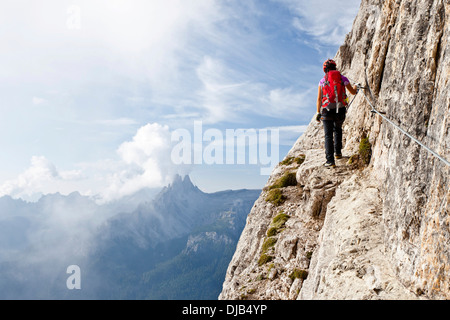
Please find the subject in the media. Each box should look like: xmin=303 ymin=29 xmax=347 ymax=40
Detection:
xmin=355 ymin=84 xmax=450 ymax=167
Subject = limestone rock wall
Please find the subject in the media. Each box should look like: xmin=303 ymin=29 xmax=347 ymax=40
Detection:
xmin=220 ymin=0 xmax=449 ymax=300
xmin=335 ymin=0 xmax=449 ymax=298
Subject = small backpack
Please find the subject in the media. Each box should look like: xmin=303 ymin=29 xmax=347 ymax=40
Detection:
xmin=322 ymin=70 xmax=348 ymax=113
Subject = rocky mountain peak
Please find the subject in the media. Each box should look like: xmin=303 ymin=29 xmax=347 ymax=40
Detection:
xmin=167 ymin=174 xmax=200 ymax=193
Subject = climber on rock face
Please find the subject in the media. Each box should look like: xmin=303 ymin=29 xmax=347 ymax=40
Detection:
xmin=316 ymin=59 xmax=358 ymax=168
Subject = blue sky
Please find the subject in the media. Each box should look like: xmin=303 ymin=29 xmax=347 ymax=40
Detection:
xmin=0 ymin=0 xmax=360 ymax=201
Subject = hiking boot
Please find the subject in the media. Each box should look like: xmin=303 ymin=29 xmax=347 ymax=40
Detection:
xmin=324 ymin=162 xmax=336 ymax=168
xmin=335 ymin=154 xmax=343 ymax=160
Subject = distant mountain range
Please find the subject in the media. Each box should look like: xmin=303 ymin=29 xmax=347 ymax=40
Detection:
xmin=0 ymin=175 xmax=260 ymax=299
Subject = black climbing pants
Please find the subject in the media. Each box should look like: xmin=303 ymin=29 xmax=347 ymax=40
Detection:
xmin=322 ymin=119 xmax=343 ymax=164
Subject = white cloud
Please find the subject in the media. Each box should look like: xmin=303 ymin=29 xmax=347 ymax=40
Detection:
xmin=273 ymin=0 xmax=360 ymax=46
xmin=95 ymin=118 xmax=138 ymax=126
xmin=196 ymin=56 xmax=255 ymax=123
xmin=100 ymin=123 xmax=191 ymax=201
xmin=85 ymin=0 xmax=221 ymax=87
xmin=267 ymin=124 xmax=309 ymax=146
xmin=0 ymin=124 xmax=190 ymax=203
xmin=32 ymin=97 xmax=47 ymax=106
xmin=0 ymin=120 xmax=310 ymax=202
xmin=0 ymin=0 xmax=223 ymax=115
xmin=0 ymin=156 xmax=83 ymax=201
xmin=262 ymin=86 xmax=316 ymax=117
xmin=196 ymin=56 xmax=316 ymax=124
xmin=118 ymin=124 xmax=171 ymax=168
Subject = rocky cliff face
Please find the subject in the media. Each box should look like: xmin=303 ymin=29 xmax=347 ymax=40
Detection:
xmin=220 ymin=0 xmax=449 ymax=300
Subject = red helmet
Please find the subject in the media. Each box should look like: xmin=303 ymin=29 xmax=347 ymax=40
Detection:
xmin=323 ymin=59 xmax=337 ymax=72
